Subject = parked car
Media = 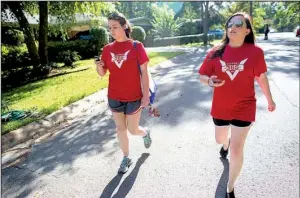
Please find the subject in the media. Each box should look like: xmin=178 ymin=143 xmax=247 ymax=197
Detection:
xmin=295 ymin=26 xmax=300 ymax=37
xmin=208 ymin=29 xmax=224 ymax=39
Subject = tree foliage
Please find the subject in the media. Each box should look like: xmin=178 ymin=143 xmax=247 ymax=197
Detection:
xmin=151 ymin=4 xmax=182 ymax=38
xmin=114 ymin=2 xmax=152 ymax=19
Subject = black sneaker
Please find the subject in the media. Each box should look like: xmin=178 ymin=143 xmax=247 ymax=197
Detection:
xmin=118 ymin=156 xmax=133 ymax=174
xmin=220 ymin=139 xmax=230 ymax=159
xmin=227 ymin=188 xmax=235 ymax=198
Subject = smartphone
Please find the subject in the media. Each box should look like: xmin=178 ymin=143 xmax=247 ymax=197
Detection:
xmin=212 ymin=79 xmax=223 ymax=83
xmin=94 ymin=56 xmax=100 ymax=62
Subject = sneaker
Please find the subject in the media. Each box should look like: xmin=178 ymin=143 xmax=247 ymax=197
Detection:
xmin=143 ymin=128 xmax=152 ymax=149
xmin=226 ymin=188 xmax=235 ymax=198
xmin=118 ymin=156 xmax=132 ymax=174
xmin=220 ymin=139 xmax=230 ymax=159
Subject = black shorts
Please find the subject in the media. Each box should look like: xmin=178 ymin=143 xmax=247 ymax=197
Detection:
xmin=213 ymin=118 xmax=252 ymax=127
xmin=108 ymin=98 xmax=141 ymax=115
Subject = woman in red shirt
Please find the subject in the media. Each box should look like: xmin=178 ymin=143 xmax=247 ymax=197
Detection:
xmin=95 ymin=12 xmax=152 ymax=174
xmin=198 ymin=13 xmax=276 ymax=197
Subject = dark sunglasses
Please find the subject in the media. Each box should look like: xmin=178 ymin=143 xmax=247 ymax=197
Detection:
xmin=227 ymin=20 xmax=245 ymax=28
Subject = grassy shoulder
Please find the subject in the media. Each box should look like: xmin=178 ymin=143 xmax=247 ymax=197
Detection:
xmin=1 ymin=51 xmax=184 ymax=134
xmin=180 ymin=39 xmax=223 ymax=47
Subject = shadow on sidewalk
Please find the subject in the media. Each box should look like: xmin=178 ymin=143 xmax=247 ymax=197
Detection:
xmin=100 ymin=153 xmax=150 ymax=198
xmin=215 ymin=157 xmax=229 ymax=198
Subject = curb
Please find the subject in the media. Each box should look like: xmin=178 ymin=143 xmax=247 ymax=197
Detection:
xmin=1 ymin=88 xmax=108 ymax=153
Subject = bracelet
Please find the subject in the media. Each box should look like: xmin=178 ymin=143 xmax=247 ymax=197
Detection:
xmin=208 ymin=78 xmax=214 ymax=87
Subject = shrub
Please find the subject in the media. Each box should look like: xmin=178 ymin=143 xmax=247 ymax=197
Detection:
xmin=48 ymin=40 xmax=94 ymax=61
xmin=90 ymin=27 xmax=109 ymax=53
xmin=153 ymin=34 xmax=214 ymax=47
xmin=2 ymin=65 xmax=51 ymax=90
xmin=177 ymin=20 xmax=203 ymax=36
xmin=56 ymin=50 xmax=81 ymax=67
xmin=131 ymin=26 xmax=146 ymax=42
xmin=1 ymin=45 xmax=31 ymax=71
xmin=2 ymin=29 xmax=25 ymax=45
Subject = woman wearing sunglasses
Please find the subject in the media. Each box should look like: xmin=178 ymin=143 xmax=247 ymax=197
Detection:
xmin=95 ymin=12 xmax=152 ymax=174
xmin=198 ymin=13 xmax=276 ymax=197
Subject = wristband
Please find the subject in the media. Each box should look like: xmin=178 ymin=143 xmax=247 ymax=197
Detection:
xmin=208 ymin=78 xmax=214 ymax=87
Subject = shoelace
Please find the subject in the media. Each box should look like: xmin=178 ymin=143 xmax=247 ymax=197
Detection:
xmin=143 ymin=134 xmax=150 ymax=143
xmin=121 ymin=158 xmax=128 ymax=168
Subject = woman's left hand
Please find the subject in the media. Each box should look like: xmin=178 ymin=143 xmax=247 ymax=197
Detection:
xmin=268 ymin=100 xmax=276 ymax=112
xmin=141 ymin=95 xmax=150 ymax=108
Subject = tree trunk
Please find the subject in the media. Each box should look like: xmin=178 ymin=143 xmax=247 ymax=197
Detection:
xmin=7 ymin=2 xmax=40 ymax=66
xmin=203 ymin=1 xmax=209 ymax=45
xmin=249 ymin=1 xmax=253 ymax=23
xmin=39 ymin=1 xmax=48 ymax=65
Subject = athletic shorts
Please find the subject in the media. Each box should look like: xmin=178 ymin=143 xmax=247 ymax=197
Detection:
xmin=213 ymin=117 xmax=252 ymax=127
xmin=108 ymin=98 xmax=141 ymax=115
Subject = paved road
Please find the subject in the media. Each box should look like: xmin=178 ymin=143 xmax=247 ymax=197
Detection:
xmin=2 ymin=33 xmax=299 ymax=198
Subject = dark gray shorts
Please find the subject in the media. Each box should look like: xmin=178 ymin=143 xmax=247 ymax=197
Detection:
xmin=108 ymin=98 xmax=141 ymax=115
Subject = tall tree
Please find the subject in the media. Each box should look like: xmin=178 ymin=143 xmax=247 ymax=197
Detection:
xmin=39 ymin=1 xmax=48 ymax=65
xmin=203 ymin=2 xmax=209 ymax=45
xmin=2 ymin=1 xmax=40 ymax=66
xmin=151 ymin=4 xmax=180 ymax=38
xmin=2 ymin=1 xmax=114 ymax=68
xmin=115 ymin=2 xmax=152 ymax=19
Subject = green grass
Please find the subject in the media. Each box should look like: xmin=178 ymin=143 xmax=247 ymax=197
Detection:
xmin=180 ymin=39 xmax=223 ymax=47
xmin=1 ymin=51 xmax=183 ymax=134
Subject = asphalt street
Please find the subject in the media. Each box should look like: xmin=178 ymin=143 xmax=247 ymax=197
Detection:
xmin=1 ymin=32 xmax=299 ymax=198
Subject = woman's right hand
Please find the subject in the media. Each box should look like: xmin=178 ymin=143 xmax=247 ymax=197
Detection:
xmin=95 ymin=60 xmax=105 ymax=69
xmin=208 ymin=75 xmax=225 ymax=87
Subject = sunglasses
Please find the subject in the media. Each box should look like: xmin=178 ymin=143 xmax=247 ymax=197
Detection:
xmin=227 ymin=20 xmax=245 ymax=28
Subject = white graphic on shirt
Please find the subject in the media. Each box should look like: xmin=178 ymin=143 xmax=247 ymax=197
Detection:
xmin=220 ymin=58 xmax=248 ymax=80
xmin=110 ymin=50 xmax=130 ymax=68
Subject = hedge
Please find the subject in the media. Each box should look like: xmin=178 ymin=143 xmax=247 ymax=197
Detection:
xmin=131 ymin=26 xmax=146 ymax=42
xmin=153 ymin=34 xmax=215 ymax=47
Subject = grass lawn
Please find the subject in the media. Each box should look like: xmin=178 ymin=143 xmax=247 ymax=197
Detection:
xmin=1 ymin=51 xmax=184 ymax=134
xmin=180 ymin=39 xmax=223 ymax=47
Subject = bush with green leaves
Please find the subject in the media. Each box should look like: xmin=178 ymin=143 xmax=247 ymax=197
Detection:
xmin=151 ymin=4 xmax=181 ymax=38
xmin=48 ymin=40 xmax=94 ymax=61
xmin=177 ymin=20 xmax=203 ymax=36
xmin=90 ymin=27 xmax=109 ymax=54
xmin=153 ymin=34 xmax=214 ymax=47
xmin=1 ymin=45 xmax=31 ymax=71
xmin=56 ymin=50 xmax=81 ymax=67
xmin=131 ymin=26 xmax=146 ymax=42
xmin=2 ymin=29 xmax=25 ymax=46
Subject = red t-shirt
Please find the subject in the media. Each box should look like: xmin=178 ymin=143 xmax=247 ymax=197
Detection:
xmin=198 ymin=43 xmax=267 ymax=122
xmin=101 ymin=40 xmax=149 ymax=101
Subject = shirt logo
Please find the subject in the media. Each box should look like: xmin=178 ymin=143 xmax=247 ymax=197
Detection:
xmin=110 ymin=50 xmax=130 ymax=68
xmin=219 ymin=58 xmax=248 ymax=80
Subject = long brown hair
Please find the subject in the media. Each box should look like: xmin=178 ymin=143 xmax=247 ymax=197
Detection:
xmin=210 ymin=12 xmax=255 ymax=59
xmin=107 ymin=12 xmax=132 ymax=38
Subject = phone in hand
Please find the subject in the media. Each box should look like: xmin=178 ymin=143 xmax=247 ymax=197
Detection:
xmin=94 ymin=56 xmax=100 ymax=62
xmin=212 ymin=78 xmax=223 ymax=83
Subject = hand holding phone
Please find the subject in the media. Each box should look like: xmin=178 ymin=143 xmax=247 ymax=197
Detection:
xmin=95 ymin=56 xmax=105 ymax=68
xmin=208 ymin=76 xmax=225 ymax=87
xmin=94 ymin=56 xmax=100 ymax=62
